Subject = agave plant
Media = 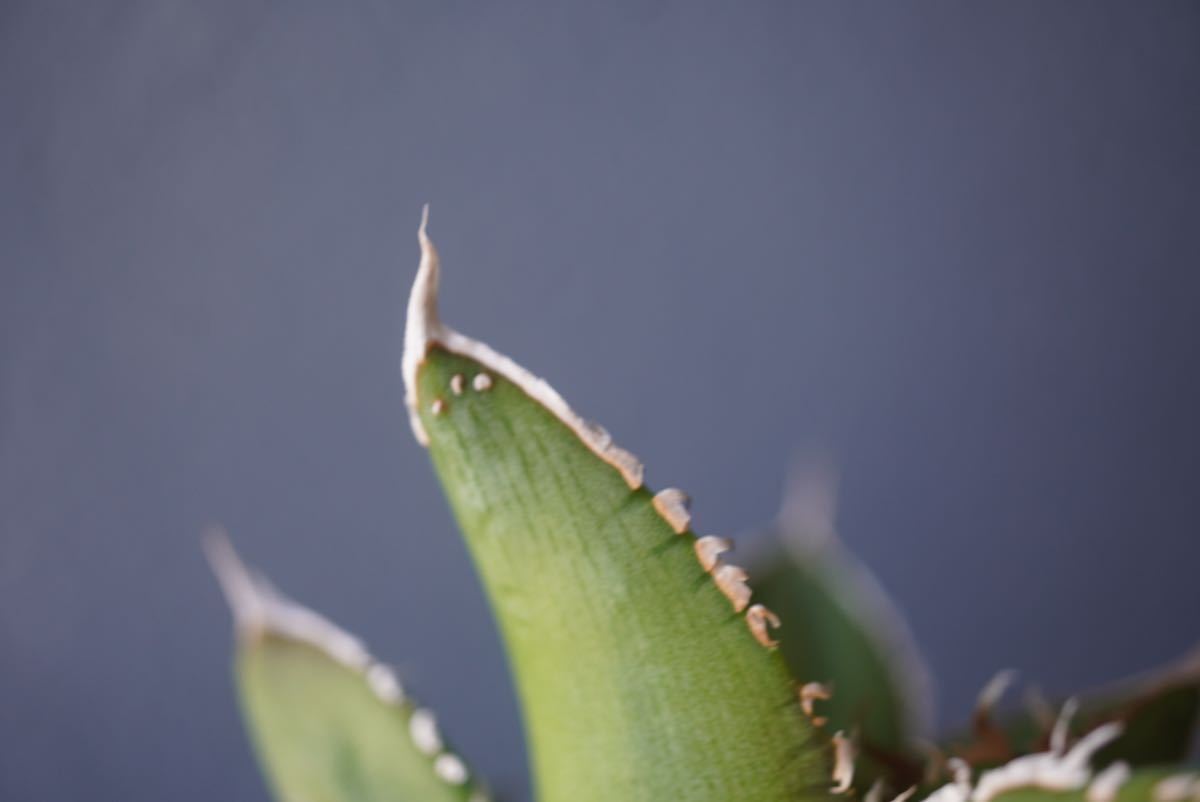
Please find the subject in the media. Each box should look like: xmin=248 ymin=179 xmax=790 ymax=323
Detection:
xmin=208 ymin=209 xmax=1199 ymax=802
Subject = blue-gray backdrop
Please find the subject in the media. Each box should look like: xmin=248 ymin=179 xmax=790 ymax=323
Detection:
xmin=2 ymin=3 xmax=1198 ymax=800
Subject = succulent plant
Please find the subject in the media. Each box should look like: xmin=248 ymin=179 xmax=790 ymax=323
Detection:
xmin=209 ymin=209 xmax=1199 ymax=802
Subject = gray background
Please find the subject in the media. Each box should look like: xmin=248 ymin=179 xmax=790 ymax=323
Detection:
xmin=2 ymin=3 xmax=1198 ymax=800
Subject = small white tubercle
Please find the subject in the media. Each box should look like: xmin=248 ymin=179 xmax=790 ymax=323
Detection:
xmin=409 ymin=708 xmax=444 ymax=756
xmin=434 ymin=753 xmax=470 ymax=785
xmin=652 ymin=488 xmax=691 ymax=533
xmin=402 ymin=208 xmax=644 ymax=488
xmin=366 ymin=663 xmax=404 ymax=704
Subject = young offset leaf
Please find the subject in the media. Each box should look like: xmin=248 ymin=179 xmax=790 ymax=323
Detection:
xmin=750 ymin=459 xmax=932 ymax=790
xmin=206 ymin=533 xmax=487 ymax=802
xmin=402 ymin=212 xmax=825 ymax=802
xmin=948 ymin=646 xmax=1200 ymax=771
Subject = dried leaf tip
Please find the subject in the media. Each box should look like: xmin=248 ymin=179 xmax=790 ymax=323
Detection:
xmin=403 ymin=204 xmax=441 ymax=446
xmin=399 ymin=209 xmax=645 ymax=488
xmin=202 ymin=527 xmax=370 ymax=670
xmin=203 ymin=526 xmax=266 ymax=637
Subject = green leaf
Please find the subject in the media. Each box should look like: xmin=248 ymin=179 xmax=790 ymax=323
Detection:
xmin=749 ymin=459 xmax=932 ymax=790
xmin=403 ymin=213 xmax=826 ymax=802
xmin=206 ymin=533 xmax=487 ymax=802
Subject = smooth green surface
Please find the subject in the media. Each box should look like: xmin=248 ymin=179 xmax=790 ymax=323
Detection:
xmin=987 ymin=767 xmax=1186 ymax=802
xmin=237 ymin=634 xmax=480 ymax=802
xmin=753 ymin=543 xmax=923 ymax=790
xmin=418 ymin=346 xmax=823 ymax=802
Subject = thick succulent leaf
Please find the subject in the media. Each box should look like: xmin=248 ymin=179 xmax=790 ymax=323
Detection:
xmin=404 ymin=215 xmax=825 ymax=802
xmin=750 ymin=460 xmax=932 ymax=789
xmin=207 ymin=534 xmax=487 ymax=802
xmin=949 ymin=647 xmax=1200 ymax=771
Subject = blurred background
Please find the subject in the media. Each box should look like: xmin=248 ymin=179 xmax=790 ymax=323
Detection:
xmin=2 ymin=2 xmax=1198 ymax=800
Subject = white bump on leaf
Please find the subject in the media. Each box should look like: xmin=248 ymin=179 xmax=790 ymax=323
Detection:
xmin=652 ymin=488 xmax=691 ymax=533
xmin=693 ymin=535 xmax=731 ymax=573
xmin=745 ymin=604 xmax=781 ymax=648
xmin=450 ymin=374 xmax=465 ymax=396
xmin=366 ymin=663 xmax=403 ymax=704
xmin=431 ymin=398 xmax=447 ymax=416
xmin=713 ymin=563 xmax=752 ymax=612
xmin=409 ymin=708 xmax=443 ymax=756
xmin=472 ymin=372 xmax=492 ymax=392
xmin=434 ymin=753 xmax=470 ymax=785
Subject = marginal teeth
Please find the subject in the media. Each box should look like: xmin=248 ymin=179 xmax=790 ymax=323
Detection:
xmin=713 ymin=563 xmax=752 ymax=612
xmin=409 ymin=708 xmax=443 ymax=756
xmin=745 ymin=604 xmax=781 ymax=648
xmin=366 ymin=663 xmax=403 ymax=704
xmin=799 ymin=682 xmax=832 ymax=726
xmin=1086 ymin=762 xmax=1131 ymax=802
xmin=434 ymin=753 xmax=470 ymax=785
xmin=831 ymin=730 xmax=856 ymax=793
xmin=693 ymin=536 xmax=731 ymax=573
xmin=652 ymin=488 xmax=691 ymax=533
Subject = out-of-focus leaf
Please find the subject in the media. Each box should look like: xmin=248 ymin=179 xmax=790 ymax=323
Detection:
xmin=749 ymin=459 xmax=933 ymax=790
xmin=403 ymin=215 xmax=825 ymax=802
xmin=949 ymin=646 xmax=1200 ymax=771
xmin=207 ymin=533 xmax=487 ymax=802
